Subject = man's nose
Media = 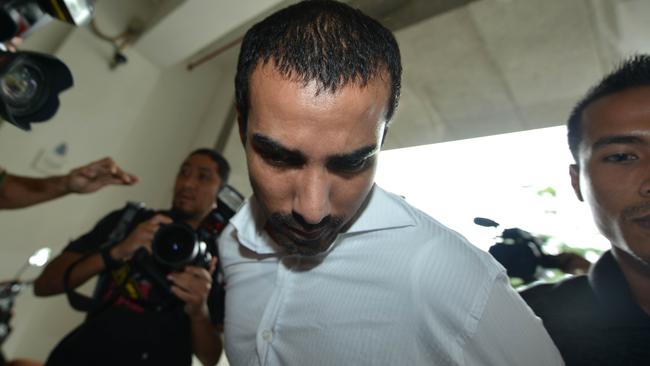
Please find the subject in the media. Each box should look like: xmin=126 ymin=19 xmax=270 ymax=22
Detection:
xmin=640 ymin=167 xmax=650 ymax=197
xmin=294 ymin=168 xmax=332 ymax=225
xmin=179 ymin=175 xmax=197 ymax=189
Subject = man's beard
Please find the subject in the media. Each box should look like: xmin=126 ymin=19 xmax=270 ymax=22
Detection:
xmin=266 ymin=213 xmax=345 ymax=256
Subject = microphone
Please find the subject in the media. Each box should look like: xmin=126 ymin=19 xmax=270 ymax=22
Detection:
xmin=473 ymin=217 xmax=499 ymax=228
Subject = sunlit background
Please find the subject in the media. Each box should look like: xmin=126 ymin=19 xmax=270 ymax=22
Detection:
xmin=376 ymin=125 xmax=608 ymax=264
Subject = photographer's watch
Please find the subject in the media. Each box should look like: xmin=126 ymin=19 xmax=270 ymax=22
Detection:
xmin=100 ymin=246 xmax=122 ymax=270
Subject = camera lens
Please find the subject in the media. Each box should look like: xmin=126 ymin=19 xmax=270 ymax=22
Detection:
xmin=1 ymin=61 xmax=46 ymax=115
xmin=152 ymin=224 xmax=198 ymax=269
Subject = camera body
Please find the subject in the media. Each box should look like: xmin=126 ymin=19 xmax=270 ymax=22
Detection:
xmin=123 ymin=206 xmax=215 ymax=297
xmin=105 ymin=187 xmax=243 ymax=303
xmin=150 ymin=220 xmax=212 ymax=272
xmin=115 ymin=202 xmax=231 ymax=297
xmin=143 ymin=185 xmax=243 ymax=273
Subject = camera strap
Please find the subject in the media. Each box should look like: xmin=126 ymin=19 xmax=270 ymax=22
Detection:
xmin=63 ymin=202 xmax=147 ymax=314
xmin=63 ymin=252 xmax=133 ymax=314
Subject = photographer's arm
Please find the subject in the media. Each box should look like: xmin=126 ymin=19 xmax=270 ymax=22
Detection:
xmin=33 ymin=251 xmax=106 ymax=296
xmin=33 ymin=214 xmax=172 ymax=297
xmin=189 ymin=306 xmax=223 ymax=366
xmin=0 ymin=157 xmax=137 ymax=210
xmin=169 ymin=260 xmax=223 ymax=366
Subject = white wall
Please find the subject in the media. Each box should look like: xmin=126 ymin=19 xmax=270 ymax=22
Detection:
xmin=191 ymin=46 xmax=253 ymax=198
xmin=0 ymin=21 xmax=238 ymax=362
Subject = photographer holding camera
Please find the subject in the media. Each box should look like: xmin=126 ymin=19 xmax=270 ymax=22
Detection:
xmin=32 ymin=148 xmax=229 ymax=366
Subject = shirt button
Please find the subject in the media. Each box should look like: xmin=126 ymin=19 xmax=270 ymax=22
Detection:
xmin=262 ymin=329 xmax=273 ymax=342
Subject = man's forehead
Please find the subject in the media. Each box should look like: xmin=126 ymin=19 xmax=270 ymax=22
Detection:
xmin=183 ymin=154 xmax=218 ymax=171
xmin=249 ymin=60 xmax=390 ymax=98
xmin=582 ymin=88 xmax=650 ymax=135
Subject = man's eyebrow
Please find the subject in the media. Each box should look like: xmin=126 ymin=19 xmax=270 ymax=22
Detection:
xmin=197 ymin=167 xmax=214 ymax=174
xmin=251 ymin=133 xmax=306 ymax=160
xmin=592 ymin=135 xmax=647 ymax=150
xmin=328 ymin=144 xmax=379 ymax=164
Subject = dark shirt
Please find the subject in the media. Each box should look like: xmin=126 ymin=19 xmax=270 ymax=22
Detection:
xmin=46 ymin=207 xmax=222 ymax=366
xmin=521 ymin=250 xmax=650 ymax=366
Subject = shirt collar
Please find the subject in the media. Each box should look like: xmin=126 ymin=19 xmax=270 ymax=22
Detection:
xmin=342 ymin=185 xmax=415 ymax=234
xmin=230 ymin=185 xmax=415 ymax=255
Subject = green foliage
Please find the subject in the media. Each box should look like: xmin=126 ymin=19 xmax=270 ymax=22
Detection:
xmin=536 ymin=186 xmax=557 ymax=197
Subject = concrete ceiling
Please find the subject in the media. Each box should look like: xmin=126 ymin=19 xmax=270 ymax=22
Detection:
xmin=92 ymin=0 xmax=650 ymax=149
xmin=132 ymin=0 xmax=481 ymax=67
xmin=383 ymin=0 xmax=650 ymax=149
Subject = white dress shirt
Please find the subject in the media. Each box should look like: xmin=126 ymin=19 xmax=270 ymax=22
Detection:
xmin=219 ymin=185 xmax=564 ymax=366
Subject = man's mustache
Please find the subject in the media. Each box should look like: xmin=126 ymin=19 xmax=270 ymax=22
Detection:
xmin=269 ymin=212 xmax=343 ymax=230
xmin=174 ymin=188 xmax=194 ymax=197
xmin=622 ymin=201 xmax=650 ymax=219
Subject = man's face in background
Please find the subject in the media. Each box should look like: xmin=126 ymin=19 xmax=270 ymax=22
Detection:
xmin=173 ymin=153 xmax=221 ymax=223
xmin=571 ymin=86 xmax=650 ymax=265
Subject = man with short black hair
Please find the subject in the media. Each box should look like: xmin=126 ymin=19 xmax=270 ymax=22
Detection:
xmin=522 ymin=55 xmax=650 ymax=366
xmin=219 ymin=1 xmax=564 ymax=365
xmin=33 ymin=148 xmax=228 ymax=366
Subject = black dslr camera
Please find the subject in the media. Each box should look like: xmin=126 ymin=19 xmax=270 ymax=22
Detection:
xmin=64 ymin=185 xmax=244 ymax=313
xmin=148 ymin=183 xmax=242 ymax=269
xmin=149 ymin=221 xmax=212 ymax=271
xmin=120 ymin=204 xmax=218 ymax=296
xmin=121 ymin=185 xmax=244 ymax=294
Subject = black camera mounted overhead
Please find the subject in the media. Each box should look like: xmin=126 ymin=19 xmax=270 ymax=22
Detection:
xmin=0 ymin=50 xmax=72 ymax=130
xmin=0 ymin=0 xmax=95 ymax=130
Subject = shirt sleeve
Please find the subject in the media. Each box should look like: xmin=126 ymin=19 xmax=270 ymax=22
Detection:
xmin=64 ymin=209 xmax=125 ymax=254
xmin=462 ymin=273 xmax=565 ymax=366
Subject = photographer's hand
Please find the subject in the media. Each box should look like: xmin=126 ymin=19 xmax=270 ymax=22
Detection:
xmin=168 ymin=257 xmax=222 ymax=366
xmin=110 ymin=214 xmax=172 ymax=261
xmin=167 ymin=257 xmax=217 ymax=318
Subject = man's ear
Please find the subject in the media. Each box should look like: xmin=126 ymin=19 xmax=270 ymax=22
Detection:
xmin=569 ymin=164 xmax=584 ymax=201
xmin=380 ymin=122 xmax=389 ymax=147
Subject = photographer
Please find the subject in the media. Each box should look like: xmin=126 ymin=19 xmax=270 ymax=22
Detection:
xmin=0 ymin=157 xmax=137 ymax=210
xmin=33 ymin=148 xmax=229 ymax=366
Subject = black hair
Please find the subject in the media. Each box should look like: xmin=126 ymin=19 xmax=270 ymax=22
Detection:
xmin=234 ymin=0 xmax=402 ymax=137
xmin=190 ymin=148 xmax=230 ymax=189
xmin=568 ymin=54 xmax=650 ymax=163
